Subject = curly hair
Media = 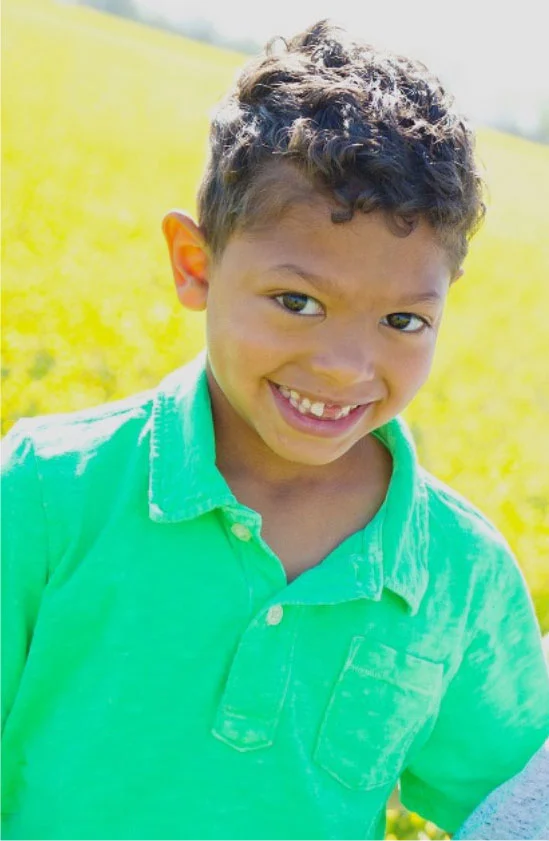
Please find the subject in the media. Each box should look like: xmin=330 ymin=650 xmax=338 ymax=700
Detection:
xmin=197 ymin=20 xmax=485 ymax=274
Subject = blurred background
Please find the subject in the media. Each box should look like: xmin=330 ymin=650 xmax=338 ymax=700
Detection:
xmin=71 ymin=0 xmax=549 ymax=142
xmin=2 ymin=0 xmax=549 ymax=837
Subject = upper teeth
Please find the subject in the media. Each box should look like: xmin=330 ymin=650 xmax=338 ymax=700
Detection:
xmin=278 ymin=386 xmax=358 ymax=419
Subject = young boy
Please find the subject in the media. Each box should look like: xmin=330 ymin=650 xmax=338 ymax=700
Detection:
xmin=2 ymin=19 xmax=548 ymax=841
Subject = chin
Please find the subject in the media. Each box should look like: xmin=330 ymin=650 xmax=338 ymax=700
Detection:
xmin=269 ymin=441 xmax=354 ymax=467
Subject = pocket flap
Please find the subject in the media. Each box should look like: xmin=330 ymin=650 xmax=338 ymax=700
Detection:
xmin=349 ymin=637 xmax=442 ymax=694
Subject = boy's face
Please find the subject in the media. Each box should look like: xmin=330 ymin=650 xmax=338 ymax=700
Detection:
xmin=168 ymin=197 xmax=452 ymax=469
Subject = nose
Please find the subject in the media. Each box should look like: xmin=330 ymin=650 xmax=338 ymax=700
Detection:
xmin=307 ymin=324 xmax=377 ymax=388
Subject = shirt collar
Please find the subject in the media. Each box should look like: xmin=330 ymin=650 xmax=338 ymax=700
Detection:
xmin=149 ymin=351 xmax=236 ymax=522
xmin=370 ymin=419 xmax=430 ymax=615
xmin=149 ymin=354 xmax=429 ymax=615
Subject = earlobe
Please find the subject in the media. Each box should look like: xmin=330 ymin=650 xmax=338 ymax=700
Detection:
xmin=162 ymin=210 xmax=210 ymax=311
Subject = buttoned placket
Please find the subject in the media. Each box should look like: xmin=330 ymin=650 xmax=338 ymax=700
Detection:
xmin=211 ymin=510 xmax=293 ymax=750
xmin=212 ymin=509 xmax=388 ymax=753
xmin=212 ymin=599 xmax=301 ymax=751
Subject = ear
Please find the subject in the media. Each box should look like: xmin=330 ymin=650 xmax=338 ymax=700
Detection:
xmin=162 ymin=210 xmax=210 ymax=311
xmin=450 ymin=267 xmax=465 ymax=285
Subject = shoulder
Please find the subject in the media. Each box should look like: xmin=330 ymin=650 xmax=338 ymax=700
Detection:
xmin=1 ymin=384 xmax=163 ymax=513
xmin=2 ymin=355 xmax=206 ymax=472
xmin=1 ymin=385 xmax=163 ymax=576
xmin=417 ymin=467 xmax=523 ymax=599
xmin=420 ymin=467 xmax=507 ymax=548
xmin=379 ymin=415 xmax=511 ymax=562
xmin=3 ymin=387 xmax=155 ymax=464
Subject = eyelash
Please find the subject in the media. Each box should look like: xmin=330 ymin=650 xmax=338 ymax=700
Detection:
xmin=274 ymin=292 xmax=323 ymax=316
xmin=273 ymin=292 xmax=431 ymax=333
xmin=381 ymin=313 xmax=430 ymax=333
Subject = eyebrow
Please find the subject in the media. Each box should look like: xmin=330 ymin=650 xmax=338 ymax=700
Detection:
xmin=392 ymin=290 xmax=444 ymax=306
xmin=272 ymin=263 xmax=444 ymax=306
xmin=273 ymin=264 xmax=340 ymax=297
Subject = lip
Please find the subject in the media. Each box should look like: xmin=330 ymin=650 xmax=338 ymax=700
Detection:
xmin=269 ymin=381 xmax=372 ymax=438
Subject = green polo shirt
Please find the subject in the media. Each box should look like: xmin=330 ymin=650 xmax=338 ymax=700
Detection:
xmin=2 ymin=353 xmax=549 ymax=841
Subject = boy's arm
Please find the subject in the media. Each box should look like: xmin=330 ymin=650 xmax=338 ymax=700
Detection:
xmin=452 ymin=736 xmax=549 ymax=840
xmin=1 ymin=421 xmax=50 ymax=731
xmin=399 ymin=543 xmax=549 ymax=835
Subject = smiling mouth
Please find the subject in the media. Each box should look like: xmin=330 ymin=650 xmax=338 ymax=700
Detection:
xmin=274 ymin=384 xmax=363 ymax=421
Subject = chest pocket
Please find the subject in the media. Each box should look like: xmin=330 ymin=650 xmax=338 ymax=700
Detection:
xmin=314 ymin=636 xmax=443 ymax=790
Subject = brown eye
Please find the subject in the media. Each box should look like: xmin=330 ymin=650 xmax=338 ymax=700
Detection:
xmin=274 ymin=293 xmax=324 ymax=316
xmin=383 ymin=313 xmax=428 ymax=333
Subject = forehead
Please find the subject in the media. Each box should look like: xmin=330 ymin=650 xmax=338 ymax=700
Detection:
xmin=239 ymin=161 xmax=454 ymax=278
xmin=225 ymin=187 xmax=452 ymax=302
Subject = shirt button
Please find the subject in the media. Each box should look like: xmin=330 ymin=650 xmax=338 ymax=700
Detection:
xmin=266 ymin=604 xmax=284 ymax=626
xmin=231 ymin=523 xmax=252 ymax=542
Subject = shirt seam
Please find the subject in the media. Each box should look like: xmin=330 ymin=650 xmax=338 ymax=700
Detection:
xmin=22 ymin=423 xmax=54 ymax=582
xmin=400 ymin=773 xmax=471 ymax=832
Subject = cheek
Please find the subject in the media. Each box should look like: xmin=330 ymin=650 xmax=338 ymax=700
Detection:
xmin=393 ymin=341 xmax=436 ymax=388
xmin=205 ymin=302 xmax=290 ymax=374
xmin=209 ymin=296 xmax=289 ymax=346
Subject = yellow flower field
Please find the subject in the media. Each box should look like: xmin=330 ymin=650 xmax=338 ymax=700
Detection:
xmin=2 ymin=1 xmax=549 ymax=837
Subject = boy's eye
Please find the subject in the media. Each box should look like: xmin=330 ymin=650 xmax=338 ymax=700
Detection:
xmin=274 ymin=293 xmax=324 ymax=316
xmin=382 ymin=312 xmax=429 ymax=333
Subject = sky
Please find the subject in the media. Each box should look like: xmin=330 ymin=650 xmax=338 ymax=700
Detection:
xmin=135 ymin=0 xmax=548 ymax=134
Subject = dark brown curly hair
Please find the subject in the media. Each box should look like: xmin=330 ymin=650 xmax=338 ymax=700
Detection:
xmin=197 ymin=20 xmax=485 ymax=275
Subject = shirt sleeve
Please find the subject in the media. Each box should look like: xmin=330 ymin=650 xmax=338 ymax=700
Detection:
xmin=1 ymin=421 xmax=50 ymax=731
xmin=399 ymin=543 xmax=549 ymax=835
